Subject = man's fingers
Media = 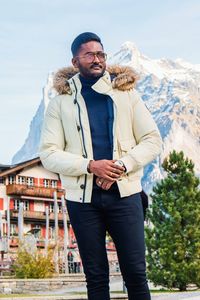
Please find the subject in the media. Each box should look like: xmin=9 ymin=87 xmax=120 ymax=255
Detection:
xmin=96 ymin=176 xmax=115 ymax=190
xmin=101 ymin=180 xmax=113 ymax=190
xmin=110 ymin=168 xmax=124 ymax=175
xmin=112 ymin=164 xmax=125 ymax=171
xmin=101 ymin=181 xmax=108 ymax=190
xmin=104 ymin=174 xmax=117 ymax=181
xmin=107 ymin=160 xmax=124 ymax=171
xmin=109 ymin=171 xmax=120 ymax=178
xmin=90 ymin=160 xmax=125 ymax=178
xmin=96 ymin=178 xmax=102 ymax=187
xmin=108 ymin=161 xmax=124 ymax=172
xmin=99 ymin=170 xmax=121 ymax=180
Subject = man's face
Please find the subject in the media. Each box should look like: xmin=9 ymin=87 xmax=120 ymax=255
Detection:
xmin=72 ymin=41 xmax=107 ymax=79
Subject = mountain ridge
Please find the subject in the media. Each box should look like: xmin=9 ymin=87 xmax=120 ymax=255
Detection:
xmin=12 ymin=42 xmax=200 ymax=191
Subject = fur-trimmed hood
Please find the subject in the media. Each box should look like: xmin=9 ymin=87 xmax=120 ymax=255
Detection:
xmin=53 ymin=65 xmax=138 ymax=95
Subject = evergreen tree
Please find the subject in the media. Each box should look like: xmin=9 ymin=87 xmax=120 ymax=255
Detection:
xmin=145 ymin=150 xmax=200 ymax=291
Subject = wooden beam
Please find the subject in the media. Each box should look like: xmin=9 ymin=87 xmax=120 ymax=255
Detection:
xmin=0 ymin=157 xmax=41 ymax=177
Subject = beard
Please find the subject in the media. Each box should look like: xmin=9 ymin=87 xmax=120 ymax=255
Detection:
xmin=78 ymin=62 xmax=106 ymax=79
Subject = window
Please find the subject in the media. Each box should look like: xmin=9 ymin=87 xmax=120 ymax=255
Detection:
xmin=18 ymin=176 xmax=26 ymax=185
xmin=49 ymin=203 xmax=60 ymax=213
xmin=24 ymin=200 xmax=29 ymax=211
xmin=34 ymin=225 xmax=41 ymax=238
xmin=8 ymin=175 xmax=15 ymax=184
xmin=49 ymin=203 xmax=54 ymax=213
xmin=0 ymin=177 xmax=5 ymax=184
xmin=58 ymin=203 xmax=62 ymax=213
xmin=27 ymin=177 xmax=34 ymax=186
xmin=10 ymin=224 xmax=17 ymax=236
xmin=43 ymin=179 xmax=50 ymax=188
xmin=14 ymin=200 xmax=29 ymax=211
xmin=51 ymin=180 xmax=57 ymax=188
xmin=49 ymin=226 xmax=55 ymax=239
xmin=14 ymin=199 xmax=20 ymax=210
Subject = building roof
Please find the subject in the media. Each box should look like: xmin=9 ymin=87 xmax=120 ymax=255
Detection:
xmin=0 ymin=164 xmax=11 ymax=172
xmin=0 ymin=157 xmax=41 ymax=177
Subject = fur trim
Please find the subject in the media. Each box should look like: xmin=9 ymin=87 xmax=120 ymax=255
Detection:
xmin=53 ymin=65 xmax=138 ymax=95
xmin=107 ymin=65 xmax=138 ymax=91
xmin=53 ymin=66 xmax=77 ymax=95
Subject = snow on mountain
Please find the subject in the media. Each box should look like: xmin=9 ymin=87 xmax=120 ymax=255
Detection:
xmin=12 ymin=73 xmax=55 ymax=164
xmin=12 ymin=42 xmax=200 ymax=191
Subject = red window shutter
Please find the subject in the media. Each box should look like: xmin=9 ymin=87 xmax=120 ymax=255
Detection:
xmin=0 ymin=198 xmax=4 ymax=210
xmin=41 ymin=226 xmax=46 ymax=238
xmin=57 ymin=180 xmax=62 ymax=188
xmin=59 ymin=227 xmax=64 ymax=238
xmin=10 ymin=198 xmax=14 ymax=209
xmin=29 ymin=201 xmax=34 ymax=211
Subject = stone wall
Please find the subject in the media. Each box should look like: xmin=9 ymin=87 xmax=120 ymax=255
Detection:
xmin=0 ymin=274 xmax=86 ymax=294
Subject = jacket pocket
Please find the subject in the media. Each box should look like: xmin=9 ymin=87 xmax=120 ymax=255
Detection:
xmin=60 ymin=174 xmax=82 ymax=190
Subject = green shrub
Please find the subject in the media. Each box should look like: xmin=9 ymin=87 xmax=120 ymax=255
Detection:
xmin=13 ymin=249 xmax=55 ymax=278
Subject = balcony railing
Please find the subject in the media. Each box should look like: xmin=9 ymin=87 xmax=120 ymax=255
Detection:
xmin=10 ymin=237 xmax=51 ymax=248
xmin=7 ymin=209 xmax=65 ymax=221
xmin=6 ymin=184 xmax=65 ymax=199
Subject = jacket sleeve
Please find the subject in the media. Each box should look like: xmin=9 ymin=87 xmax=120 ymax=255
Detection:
xmin=120 ymin=90 xmax=162 ymax=173
xmin=39 ymin=97 xmax=90 ymax=176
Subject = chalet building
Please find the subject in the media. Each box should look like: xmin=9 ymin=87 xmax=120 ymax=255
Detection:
xmin=0 ymin=157 xmax=118 ymax=272
xmin=0 ymin=157 xmax=77 ymax=249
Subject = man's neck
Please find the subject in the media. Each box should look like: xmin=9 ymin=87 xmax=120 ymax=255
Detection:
xmin=79 ymin=74 xmax=100 ymax=86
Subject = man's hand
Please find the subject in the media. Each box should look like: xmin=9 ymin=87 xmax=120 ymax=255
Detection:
xmin=96 ymin=177 xmax=114 ymax=190
xmin=89 ymin=159 xmax=124 ymax=181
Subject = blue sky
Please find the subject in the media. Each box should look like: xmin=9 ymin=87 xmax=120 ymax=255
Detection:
xmin=0 ymin=0 xmax=200 ymax=164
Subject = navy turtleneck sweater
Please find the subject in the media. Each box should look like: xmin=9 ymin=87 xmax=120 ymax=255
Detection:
xmin=80 ymin=75 xmax=114 ymax=161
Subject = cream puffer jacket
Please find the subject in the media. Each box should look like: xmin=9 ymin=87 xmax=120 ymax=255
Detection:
xmin=39 ymin=65 xmax=162 ymax=203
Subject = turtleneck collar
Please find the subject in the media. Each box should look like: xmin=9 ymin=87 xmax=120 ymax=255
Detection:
xmin=79 ymin=74 xmax=101 ymax=87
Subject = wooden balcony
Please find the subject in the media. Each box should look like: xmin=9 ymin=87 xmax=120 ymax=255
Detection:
xmin=6 ymin=184 xmax=65 ymax=199
xmin=8 ymin=209 xmax=65 ymax=222
xmin=10 ymin=237 xmax=48 ymax=248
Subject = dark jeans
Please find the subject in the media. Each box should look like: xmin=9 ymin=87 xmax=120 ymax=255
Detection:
xmin=66 ymin=188 xmax=151 ymax=300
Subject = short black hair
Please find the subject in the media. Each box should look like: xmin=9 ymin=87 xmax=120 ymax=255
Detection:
xmin=71 ymin=32 xmax=103 ymax=56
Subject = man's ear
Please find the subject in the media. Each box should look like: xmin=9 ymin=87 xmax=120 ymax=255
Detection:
xmin=72 ymin=57 xmax=78 ymax=68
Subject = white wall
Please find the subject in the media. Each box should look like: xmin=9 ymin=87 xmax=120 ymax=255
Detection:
xmin=24 ymin=223 xmax=31 ymax=233
xmin=19 ymin=164 xmax=59 ymax=180
xmin=34 ymin=201 xmax=45 ymax=212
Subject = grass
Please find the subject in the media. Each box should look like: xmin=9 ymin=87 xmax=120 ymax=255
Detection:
xmin=0 ymin=289 xmax=199 ymax=298
xmin=0 ymin=295 xmax=39 ymax=298
xmin=0 ymin=296 xmax=56 ymax=298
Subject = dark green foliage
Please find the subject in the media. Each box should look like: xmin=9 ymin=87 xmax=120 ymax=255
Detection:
xmin=145 ymin=150 xmax=200 ymax=291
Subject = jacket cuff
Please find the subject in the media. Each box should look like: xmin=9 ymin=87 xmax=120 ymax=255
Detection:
xmin=120 ymin=155 xmax=138 ymax=174
xmin=80 ymin=159 xmax=91 ymax=175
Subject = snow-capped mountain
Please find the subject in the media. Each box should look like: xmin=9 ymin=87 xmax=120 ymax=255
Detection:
xmin=12 ymin=74 xmax=55 ymax=164
xmin=12 ymin=42 xmax=200 ymax=191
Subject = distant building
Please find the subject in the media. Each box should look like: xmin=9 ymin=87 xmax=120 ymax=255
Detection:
xmin=0 ymin=157 xmax=70 ymax=249
xmin=0 ymin=157 xmax=118 ymax=272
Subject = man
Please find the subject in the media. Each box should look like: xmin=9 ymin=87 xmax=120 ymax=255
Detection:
xmin=39 ymin=32 xmax=162 ymax=300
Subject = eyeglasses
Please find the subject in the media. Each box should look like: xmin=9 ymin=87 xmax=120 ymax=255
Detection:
xmin=76 ymin=51 xmax=107 ymax=63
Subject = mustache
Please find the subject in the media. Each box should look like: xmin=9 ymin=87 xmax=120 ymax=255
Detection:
xmin=90 ymin=63 xmax=102 ymax=68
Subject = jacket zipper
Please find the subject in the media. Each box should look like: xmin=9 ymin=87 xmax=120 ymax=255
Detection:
xmin=72 ymin=78 xmax=87 ymax=203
